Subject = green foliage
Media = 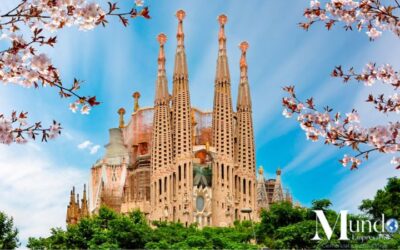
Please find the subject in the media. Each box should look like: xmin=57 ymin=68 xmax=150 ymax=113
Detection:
xmin=311 ymin=199 xmax=332 ymax=211
xmin=26 ymin=177 xmax=400 ymax=249
xmin=27 ymin=206 xmax=258 ymax=249
xmin=0 ymin=211 xmax=19 ymax=249
xmin=360 ymin=177 xmax=400 ymax=220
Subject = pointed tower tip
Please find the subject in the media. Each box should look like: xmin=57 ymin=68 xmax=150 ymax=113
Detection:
xmin=276 ymin=168 xmax=282 ymax=175
xmin=176 ymin=10 xmax=185 ymax=45
xmin=239 ymin=41 xmax=249 ymax=69
xmin=157 ymin=33 xmax=167 ymax=46
xmin=176 ymin=10 xmax=186 ymax=21
xmin=218 ymin=14 xmax=227 ymax=50
xmin=258 ymin=166 xmax=264 ymax=175
xmin=157 ymin=33 xmax=167 ymax=71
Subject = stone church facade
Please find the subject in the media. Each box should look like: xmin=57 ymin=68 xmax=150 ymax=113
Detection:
xmin=66 ymin=10 xmax=294 ymax=227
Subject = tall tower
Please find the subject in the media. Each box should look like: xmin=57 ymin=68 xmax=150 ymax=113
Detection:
xmin=150 ymin=33 xmax=174 ymax=221
xmin=272 ymin=168 xmax=284 ymax=203
xmin=256 ymin=167 xmax=269 ymax=212
xmin=81 ymin=184 xmax=89 ymax=218
xmin=212 ymin=14 xmax=235 ymax=226
xmin=235 ymin=42 xmax=257 ymax=213
xmin=171 ymin=10 xmax=193 ymax=224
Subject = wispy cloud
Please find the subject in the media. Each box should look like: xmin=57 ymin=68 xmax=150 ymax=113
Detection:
xmin=331 ymin=155 xmax=398 ymax=213
xmin=0 ymin=143 xmax=87 ymax=246
xmin=78 ymin=140 xmax=100 ymax=155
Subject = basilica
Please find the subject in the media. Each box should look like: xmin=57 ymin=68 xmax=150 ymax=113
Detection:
xmin=66 ymin=10 xmax=293 ymax=227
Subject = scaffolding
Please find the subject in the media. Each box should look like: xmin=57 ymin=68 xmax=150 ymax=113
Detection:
xmin=193 ymin=108 xmax=212 ymax=146
xmin=124 ymin=107 xmax=154 ymax=157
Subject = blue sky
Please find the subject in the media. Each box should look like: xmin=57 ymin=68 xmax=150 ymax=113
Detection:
xmin=0 ymin=0 xmax=399 ymax=245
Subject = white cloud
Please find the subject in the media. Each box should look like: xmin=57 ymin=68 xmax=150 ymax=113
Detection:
xmin=89 ymin=145 xmax=100 ymax=155
xmin=331 ymin=154 xmax=398 ymax=213
xmin=78 ymin=140 xmax=92 ymax=149
xmin=0 ymin=143 xmax=87 ymax=247
xmin=78 ymin=140 xmax=100 ymax=155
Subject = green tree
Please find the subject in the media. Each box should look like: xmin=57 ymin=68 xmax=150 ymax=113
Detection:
xmin=311 ymin=199 xmax=332 ymax=211
xmin=360 ymin=177 xmax=400 ymax=220
xmin=257 ymin=201 xmax=307 ymax=238
xmin=0 ymin=211 xmax=19 ymax=249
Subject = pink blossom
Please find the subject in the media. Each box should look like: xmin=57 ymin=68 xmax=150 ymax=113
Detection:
xmin=69 ymin=102 xmax=79 ymax=113
xmin=81 ymin=105 xmax=90 ymax=115
xmin=346 ymin=112 xmax=360 ymax=123
xmin=31 ymin=54 xmax=51 ymax=73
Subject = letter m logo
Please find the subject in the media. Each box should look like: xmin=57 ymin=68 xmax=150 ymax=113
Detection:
xmin=312 ymin=210 xmax=349 ymax=241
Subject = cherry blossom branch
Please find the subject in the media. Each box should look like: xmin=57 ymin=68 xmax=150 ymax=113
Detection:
xmin=0 ymin=112 xmax=61 ymax=144
xmin=332 ymin=64 xmax=400 ymax=113
xmin=301 ymin=0 xmax=400 ymax=40
xmin=0 ymin=0 xmax=150 ymax=144
xmin=282 ymin=86 xmax=400 ymax=170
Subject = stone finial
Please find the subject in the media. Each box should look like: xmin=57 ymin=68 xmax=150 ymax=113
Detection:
xmin=132 ymin=91 xmax=141 ymax=112
xmin=239 ymin=41 xmax=249 ymax=69
xmin=157 ymin=33 xmax=167 ymax=69
xmin=176 ymin=9 xmax=186 ymax=21
xmin=258 ymin=166 xmax=264 ymax=175
xmin=176 ymin=10 xmax=185 ymax=45
xmin=218 ymin=14 xmax=227 ymax=26
xmin=218 ymin=14 xmax=227 ymax=49
xmin=118 ymin=108 xmax=126 ymax=128
xmin=276 ymin=168 xmax=281 ymax=175
xmin=157 ymin=33 xmax=167 ymax=46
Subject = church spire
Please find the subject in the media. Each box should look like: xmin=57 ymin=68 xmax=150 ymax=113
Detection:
xmin=215 ymin=14 xmax=230 ymax=83
xmin=151 ymin=33 xmax=174 ymax=221
xmin=155 ymin=33 xmax=169 ymax=103
xmin=212 ymin=14 xmax=233 ymax=158
xmin=218 ymin=14 xmax=227 ymax=50
xmin=172 ymin=9 xmax=192 ymax=159
xmin=173 ymin=10 xmax=188 ymax=78
xmin=211 ymin=14 xmax=235 ymax=226
xmin=237 ymin=41 xmax=251 ymax=109
xmin=176 ymin=10 xmax=185 ymax=47
xmin=235 ymin=41 xmax=256 ymax=214
xmin=81 ymin=184 xmax=89 ymax=218
xmin=151 ymin=33 xmax=173 ymax=169
xmin=236 ymin=41 xmax=255 ymax=172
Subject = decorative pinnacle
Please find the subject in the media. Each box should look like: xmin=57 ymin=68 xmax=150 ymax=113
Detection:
xmin=118 ymin=108 xmax=125 ymax=128
xmin=176 ymin=9 xmax=186 ymax=21
xmin=133 ymin=91 xmax=141 ymax=112
xmin=157 ymin=33 xmax=167 ymax=46
xmin=239 ymin=41 xmax=249 ymax=69
xmin=276 ymin=168 xmax=281 ymax=175
xmin=157 ymin=33 xmax=167 ymax=70
xmin=218 ymin=14 xmax=227 ymax=26
xmin=118 ymin=107 xmax=126 ymax=115
xmin=258 ymin=166 xmax=264 ymax=175
xmin=218 ymin=14 xmax=227 ymax=49
xmin=176 ymin=10 xmax=185 ymax=45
